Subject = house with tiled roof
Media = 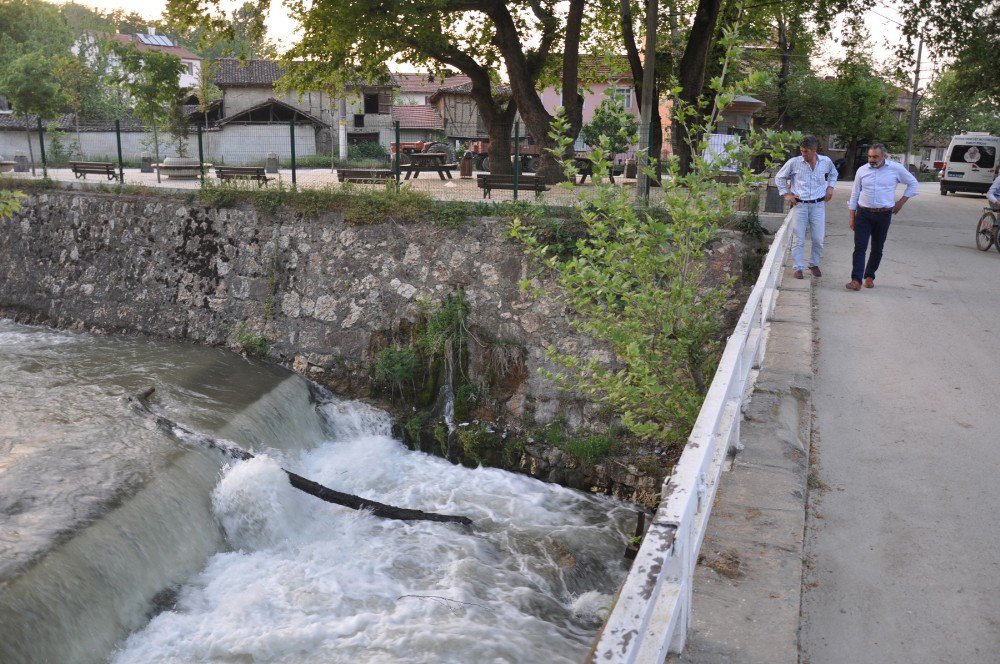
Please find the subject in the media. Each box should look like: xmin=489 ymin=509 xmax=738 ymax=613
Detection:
xmin=391 ymin=106 xmax=445 ymax=143
xmin=107 ymin=29 xmax=202 ymax=88
xmin=213 ymin=58 xmax=398 ymax=155
xmin=395 ymin=73 xmax=472 ymax=105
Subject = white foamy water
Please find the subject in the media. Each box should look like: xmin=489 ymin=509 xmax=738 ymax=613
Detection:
xmin=112 ymin=410 xmax=633 ymax=664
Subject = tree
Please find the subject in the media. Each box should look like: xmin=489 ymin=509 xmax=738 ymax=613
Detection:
xmin=919 ymin=69 xmax=1000 ymax=140
xmin=166 ymin=0 xmax=589 ymax=180
xmin=114 ymin=45 xmax=185 ymax=182
xmin=0 ymin=0 xmax=74 ymax=72
xmin=191 ymin=58 xmax=222 ymax=127
xmin=898 ymin=1 xmax=1000 ymax=100
xmin=1 ymin=53 xmax=68 ymax=176
xmin=784 ymin=57 xmax=904 ymax=178
xmin=581 ymin=97 xmax=639 ymax=155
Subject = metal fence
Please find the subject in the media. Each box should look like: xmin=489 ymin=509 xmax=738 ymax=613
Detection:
xmin=589 ymin=207 xmax=796 ymax=663
xmin=1 ymin=118 xmax=664 ymax=204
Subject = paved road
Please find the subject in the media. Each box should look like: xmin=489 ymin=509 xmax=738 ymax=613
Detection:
xmin=800 ymin=181 xmax=1000 ymax=663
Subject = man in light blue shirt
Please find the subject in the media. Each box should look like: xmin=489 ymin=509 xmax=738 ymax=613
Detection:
xmin=775 ymin=134 xmax=838 ymax=278
xmin=987 ymin=173 xmax=1000 ymax=209
xmin=845 ymin=143 xmax=919 ymax=290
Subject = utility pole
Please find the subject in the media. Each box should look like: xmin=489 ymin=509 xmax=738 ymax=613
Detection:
xmin=904 ymin=37 xmax=922 ymax=169
xmin=636 ymin=0 xmax=658 ymax=200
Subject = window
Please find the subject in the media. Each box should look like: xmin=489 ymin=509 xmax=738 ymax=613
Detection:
xmin=186 ymin=63 xmax=194 ymax=75
xmin=949 ymin=144 xmax=996 ymax=168
xmin=921 ymin=148 xmax=931 ymax=161
xmin=354 ymin=114 xmax=365 ymax=128
xmin=613 ymin=87 xmax=633 ymax=109
xmin=363 ymin=93 xmax=379 ymax=114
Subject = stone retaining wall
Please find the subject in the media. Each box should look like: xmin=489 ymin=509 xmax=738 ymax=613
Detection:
xmin=0 ymin=190 xmax=750 ymax=505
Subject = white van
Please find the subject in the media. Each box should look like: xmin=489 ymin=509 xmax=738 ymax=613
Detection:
xmin=939 ymin=132 xmax=1000 ymax=195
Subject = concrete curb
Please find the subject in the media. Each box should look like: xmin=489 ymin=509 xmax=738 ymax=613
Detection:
xmin=668 ymin=254 xmax=814 ymax=663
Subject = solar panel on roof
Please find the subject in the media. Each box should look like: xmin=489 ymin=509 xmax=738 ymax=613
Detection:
xmin=136 ymin=33 xmax=174 ymax=47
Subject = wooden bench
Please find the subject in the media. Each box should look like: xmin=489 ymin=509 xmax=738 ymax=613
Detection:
xmin=215 ymin=166 xmax=272 ymax=187
xmin=337 ymin=168 xmax=395 ymax=184
xmin=70 ymin=161 xmax=119 ymax=181
xmin=476 ymin=173 xmax=549 ymax=198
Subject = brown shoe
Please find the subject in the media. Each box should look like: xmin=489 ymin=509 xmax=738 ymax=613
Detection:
xmin=845 ymin=280 xmax=861 ymax=291
xmin=793 ymin=269 xmax=804 ymax=279
xmin=864 ymin=277 xmax=874 ymax=288
xmin=809 ymin=266 xmax=822 ymax=277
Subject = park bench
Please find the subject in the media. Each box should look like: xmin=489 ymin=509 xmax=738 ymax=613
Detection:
xmin=215 ymin=166 xmax=272 ymax=187
xmin=70 ymin=161 xmax=119 ymax=181
xmin=476 ymin=173 xmax=549 ymax=198
xmin=337 ymin=168 xmax=395 ymax=184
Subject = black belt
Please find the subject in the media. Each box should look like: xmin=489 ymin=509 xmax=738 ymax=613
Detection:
xmin=858 ymin=206 xmax=893 ymax=213
xmin=795 ymin=197 xmax=823 ymax=204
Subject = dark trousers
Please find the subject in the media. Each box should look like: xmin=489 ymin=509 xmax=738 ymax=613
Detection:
xmin=852 ymin=208 xmax=892 ymax=282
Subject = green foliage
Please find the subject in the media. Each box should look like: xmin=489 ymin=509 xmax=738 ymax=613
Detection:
xmin=347 ymin=141 xmax=388 ymax=162
xmin=1 ymin=52 xmax=68 ymax=120
xmin=262 ymin=296 xmax=276 ymax=320
xmin=373 ymin=345 xmax=419 ymax=396
xmin=432 ymin=202 xmax=468 ymax=228
xmin=404 ymin=411 xmax=430 ymax=445
xmin=735 ymin=193 xmax=766 ymax=239
xmin=580 ymin=98 xmax=639 ymax=155
xmin=783 ymin=57 xmax=905 ymax=152
xmin=919 ymin=69 xmax=1000 ymax=140
xmin=46 ymin=130 xmax=81 ymax=165
xmin=233 ymin=323 xmax=269 ymax=358
xmin=416 ymin=291 xmax=469 ymax=360
xmin=541 ymin=419 xmax=621 ymax=463
xmin=195 ymin=182 xmax=241 ymax=208
xmin=0 ymin=190 xmax=25 ymax=218
xmin=455 ymin=423 xmax=512 ymax=466
xmin=512 ymin=32 xmax=795 ymax=446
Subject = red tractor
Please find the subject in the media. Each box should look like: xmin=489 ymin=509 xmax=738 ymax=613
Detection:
xmin=468 ymin=139 xmax=544 ymax=172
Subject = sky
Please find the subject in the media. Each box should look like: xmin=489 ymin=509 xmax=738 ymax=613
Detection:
xmin=59 ymin=0 xmax=299 ymax=49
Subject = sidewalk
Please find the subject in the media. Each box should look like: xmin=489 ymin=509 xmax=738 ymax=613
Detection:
xmin=668 ymin=254 xmax=814 ymax=663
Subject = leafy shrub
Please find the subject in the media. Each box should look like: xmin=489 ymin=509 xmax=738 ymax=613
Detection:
xmin=347 ymin=141 xmax=388 ymax=162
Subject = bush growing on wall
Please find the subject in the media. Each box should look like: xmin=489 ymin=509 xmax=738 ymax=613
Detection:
xmin=512 ymin=26 xmax=794 ymax=446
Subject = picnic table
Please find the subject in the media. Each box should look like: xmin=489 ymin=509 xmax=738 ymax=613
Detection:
xmin=401 ymin=152 xmax=456 ymax=180
xmin=574 ymin=156 xmax=615 ymax=185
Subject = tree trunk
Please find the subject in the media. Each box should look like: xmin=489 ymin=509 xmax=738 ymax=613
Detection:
xmin=554 ymin=0 xmax=586 ymax=174
xmin=484 ymin=4 xmax=563 ymax=182
xmin=128 ymin=389 xmax=473 ymax=527
xmin=843 ymin=136 xmax=860 ymax=179
xmin=152 ymin=118 xmax=161 ymax=184
xmin=24 ymin=125 xmax=36 ymax=177
xmin=675 ymin=0 xmax=725 ymax=175
xmin=620 ymin=0 xmax=663 ymax=172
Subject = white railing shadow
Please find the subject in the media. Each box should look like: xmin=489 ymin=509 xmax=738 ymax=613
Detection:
xmin=589 ymin=208 xmax=796 ymax=663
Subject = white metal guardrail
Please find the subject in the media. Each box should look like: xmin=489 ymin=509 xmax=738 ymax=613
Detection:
xmin=590 ymin=209 xmax=796 ymax=663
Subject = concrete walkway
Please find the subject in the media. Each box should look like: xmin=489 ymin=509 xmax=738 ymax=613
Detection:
xmin=672 ymin=180 xmax=1000 ymax=663
xmin=801 ymin=182 xmax=1000 ymax=663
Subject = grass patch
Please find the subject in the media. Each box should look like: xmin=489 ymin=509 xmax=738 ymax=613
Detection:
xmin=542 ymin=418 xmax=624 ymax=464
xmin=232 ymin=323 xmax=269 ymax=358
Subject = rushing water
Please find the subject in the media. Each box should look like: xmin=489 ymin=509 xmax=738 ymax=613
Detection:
xmin=0 ymin=321 xmax=634 ymax=664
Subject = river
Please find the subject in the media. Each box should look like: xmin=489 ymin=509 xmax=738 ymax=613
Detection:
xmin=0 ymin=320 xmax=634 ymax=663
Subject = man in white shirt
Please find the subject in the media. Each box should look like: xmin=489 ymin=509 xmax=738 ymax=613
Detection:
xmin=987 ymin=173 xmax=1000 ymax=210
xmin=845 ymin=143 xmax=919 ymax=291
xmin=775 ymin=134 xmax=838 ymax=278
